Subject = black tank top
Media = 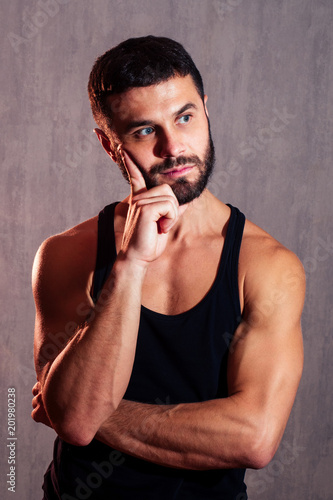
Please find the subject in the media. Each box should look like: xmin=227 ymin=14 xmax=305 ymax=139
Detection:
xmin=42 ymin=203 xmax=248 ymax=500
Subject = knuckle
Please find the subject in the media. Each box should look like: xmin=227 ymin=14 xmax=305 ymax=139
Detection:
xmin=161 ymin=183 xmax=174 ymax=195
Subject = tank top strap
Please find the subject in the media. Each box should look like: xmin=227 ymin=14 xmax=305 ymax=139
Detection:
xmin=91 ymin=202 xmax=119 ymax=303
xmin=223 ymin=203 xmax=246 ymax=318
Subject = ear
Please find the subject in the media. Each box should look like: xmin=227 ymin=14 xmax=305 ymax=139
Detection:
xmin=204 ymin=95 xmax=209 ymax=118
xmin=93 ymin=128 xmax=117 ymax=163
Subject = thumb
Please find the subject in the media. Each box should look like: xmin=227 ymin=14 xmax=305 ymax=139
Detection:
xmin=121 ymin=149 xmax=147 ymax=196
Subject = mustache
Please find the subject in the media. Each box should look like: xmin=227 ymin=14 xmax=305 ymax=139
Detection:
xmin=149 ymin=155 xmax=202 ymax=175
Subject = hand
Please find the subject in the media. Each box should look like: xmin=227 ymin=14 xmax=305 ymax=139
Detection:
xmin=120 ymin=150 xmax=187 ymax=266
xmin=31 ymin=381 xmax=53 ymax=429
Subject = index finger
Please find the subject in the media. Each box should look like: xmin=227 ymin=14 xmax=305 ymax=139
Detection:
xmin=120 ymin=149 xmax=147 ymax=196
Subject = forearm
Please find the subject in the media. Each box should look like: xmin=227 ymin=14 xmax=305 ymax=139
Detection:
xmin=43 ymin=255 xmax=146 ymax=445
xmin=96 ymin=397 xmax=262 ymax=470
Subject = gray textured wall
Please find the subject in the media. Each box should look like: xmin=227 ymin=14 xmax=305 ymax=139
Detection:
xmin=1 ymin=1 xmax=332 ymax=498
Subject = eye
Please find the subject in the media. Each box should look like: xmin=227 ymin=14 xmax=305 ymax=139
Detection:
xmin=178 ymin=114 xmax=191 ymax=124
xmin=136 ymin=126 xmax=154 ymax=137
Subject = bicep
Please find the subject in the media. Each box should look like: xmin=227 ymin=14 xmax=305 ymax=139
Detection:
xmin=227 ymin=250 xmax=305 ymax=443
xmin=32 ymin=238 xmax=94 ymax=383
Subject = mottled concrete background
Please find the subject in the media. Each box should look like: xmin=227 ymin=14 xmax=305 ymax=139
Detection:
xmin=1 ymin=1 xmax=332 ymax=498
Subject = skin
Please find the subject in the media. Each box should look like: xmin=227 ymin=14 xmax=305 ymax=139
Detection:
xmin=31 ymin=74 xmax=305 ymax=470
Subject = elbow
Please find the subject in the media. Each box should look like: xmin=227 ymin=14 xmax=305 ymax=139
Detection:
xmin=212 ymin=425 xmax=277 ymax=470
xmin=246 ymin=443 xmax=275 ymax=470
xmin=50 ymin=406 xmax=118 ymax=448
xmin=43 ymin=405 xmax=94 ymax=447
xmin=43 ymin=386 xmax=121 ymax=447
xmin=54 ymin=413 xmax=110 ymax=447
xmin=245 ymin=424 xmax=280 ymax=470
xmin=57 ymin=426 xmax=95 ymax=447
xmin=48 ymin=411 xmax=96 ymax=446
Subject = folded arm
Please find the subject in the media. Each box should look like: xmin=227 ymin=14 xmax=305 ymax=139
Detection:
xmin=94 ymin=246 xmax=305 ymax=470
xmin=32 ymin=229 xmax=305 ymax=470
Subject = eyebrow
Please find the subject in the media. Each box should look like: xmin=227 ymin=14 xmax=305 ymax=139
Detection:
xmin=124 ymin=102 xmax=198 ymax=133
xmin=175 ymin=102 xmax=198 ymax=117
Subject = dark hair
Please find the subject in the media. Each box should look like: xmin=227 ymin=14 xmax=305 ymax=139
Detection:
xmin=88 ymin=35 xmax=204 ymax=135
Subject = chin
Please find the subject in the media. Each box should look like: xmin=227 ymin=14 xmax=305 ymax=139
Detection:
xmin=171 ymin=179 xmax=207 ymax=206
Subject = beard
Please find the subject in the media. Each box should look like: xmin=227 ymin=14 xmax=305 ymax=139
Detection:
xmin=116 ymin=123 xmax=216 ymax=206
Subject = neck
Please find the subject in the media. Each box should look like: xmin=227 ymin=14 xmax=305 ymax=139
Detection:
xmin=166 ymin=189 xmax=228 ymax=242
xmin=120 ymin=188 xmax=228 ymax=244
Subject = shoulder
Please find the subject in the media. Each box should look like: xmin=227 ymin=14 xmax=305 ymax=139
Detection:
xmin=239 ymin=218 xmax=306 ymax=320
xmin=240 ymin=218 xmax=305 ymax=279
xmin=32 ymin=216 xmax=99 ymax=310
xmin=33 ymin=215 xmax=99 ymax=274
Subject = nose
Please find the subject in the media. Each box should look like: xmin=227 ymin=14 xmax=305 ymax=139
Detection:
xmin=155 ymin=128 xmax=186 ymax=158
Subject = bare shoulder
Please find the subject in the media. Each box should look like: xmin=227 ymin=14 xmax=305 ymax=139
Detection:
xmin=32 ymin=215 xmax=99 ymax=314
xmin=239 ymin=218 xmax=306 ymax=317
xmin=33 ymin=216 xmax=98 ymax=278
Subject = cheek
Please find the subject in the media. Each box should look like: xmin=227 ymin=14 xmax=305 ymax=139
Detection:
xmin=124 ymin=143 xmax=155 ymax=169
xmin=188 ymin=120 xmax=208 ymax=149
xmin=189 ymin=138 xmax=207 ymax=160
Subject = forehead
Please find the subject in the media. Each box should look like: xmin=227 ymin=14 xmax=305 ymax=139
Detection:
xmin=107 ymin=75 xmax=203 ymax=131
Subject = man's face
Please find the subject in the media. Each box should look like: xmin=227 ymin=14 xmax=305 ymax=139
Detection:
xmin=108 ymin=75 xmax=215 ymax=205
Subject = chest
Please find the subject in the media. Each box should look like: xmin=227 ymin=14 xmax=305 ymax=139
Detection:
xmin=141 ymin=240 xmax=226 ymax=315
xmin=124 ymin=240 xmax=241 ymax=404
xmin=115 ymin=228 xmax=225 ymax=315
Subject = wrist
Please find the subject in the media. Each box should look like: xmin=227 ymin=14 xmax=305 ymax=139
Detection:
xmin=114 ymin=251 xmax=149 ymax=280
xmin=117 ymin=250 xmax=149 ymax=272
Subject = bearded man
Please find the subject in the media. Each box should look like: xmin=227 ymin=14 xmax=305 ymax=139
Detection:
xmin=31 ymin=36 xmax=305 ymax=500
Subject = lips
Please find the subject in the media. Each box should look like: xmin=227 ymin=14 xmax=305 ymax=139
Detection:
xmin=162 ymin=165 xmax=194 ymax=178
